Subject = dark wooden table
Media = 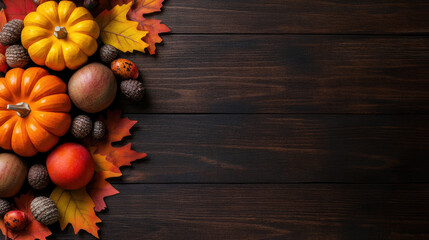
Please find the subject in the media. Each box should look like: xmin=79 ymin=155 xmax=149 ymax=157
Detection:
xmin=56 ymin=0 xmax=429 ymax=239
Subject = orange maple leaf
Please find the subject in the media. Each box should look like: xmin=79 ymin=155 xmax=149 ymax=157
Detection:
xmin=0 ymin=191 xmax=52 ymax=240
xmin=87 ymin=171 xmax=121 ymax=212
xmin=130 ymin=12 xmax=170 ymax=55
xmin=84 ymin=110 xmax=146 ymax=212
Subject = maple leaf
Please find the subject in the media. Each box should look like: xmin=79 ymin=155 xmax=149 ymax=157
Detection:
xmin=90 ymin=149 xmax=122 ymax=174
xmin=100 ymin=108 xmax=137 ymax=143
xmin=104 ymin=143 xmax=147 ymax=168
xmin=129 ymin=0 xmax=170 ymax=54
xmin=0 ymin=191 xmax=52 ymax=240
xmin=83 ymin=110 xmax=146 ymax=212
xmin=50 ymin=188 xmax=102 ymax=239
xmin=2 ymin=0 xmax=36 ymax=20
xmin=85 ymin=109 xmax=147 ymax=167
xmin=0 ymin=9 xmax=7 ymax=56
xmin=135 ymin=18 xmax=170 ymax=55
xmin=96 ymin=2 xmax=149 ymax=53
xmin=87 ymin=171 xmax=121 ymax=212
xmin=103 ymin=0 xmax=170 ymax=54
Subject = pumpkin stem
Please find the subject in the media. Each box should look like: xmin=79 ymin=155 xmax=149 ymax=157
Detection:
xmin=7 ymin=102 xmax=31 ymax=118
xmin=54 ymin=26 xmax=67 ymax=39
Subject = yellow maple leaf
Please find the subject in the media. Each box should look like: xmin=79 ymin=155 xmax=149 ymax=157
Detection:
xmin=50 ymin=187 xmax=102 ymax=238
xmin=96 ymin=2 xmax=149 ymax=53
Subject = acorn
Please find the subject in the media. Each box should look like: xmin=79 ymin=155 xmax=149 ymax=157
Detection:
xmin=99 ymin=44 xmax=118 ymax=64
xmin=84 ymin=0 xmax=99 ymax=10
xmin=92 ymin=120 xmax=106 ymax=140
xmin=0 ymin=198 xmax=11 ymax=217
xmin=120 ymin=79 xmax=144 ymax=102
xmin=28 ymin=164 xmax=50 ymax=190
xmin=30 ymin=196 xmax=58 ymax=226
xmin=70 ymin=115 xmax=93 ymax=139
xmin=5 ymin=45 xmax=30 ymax=68
xmin=4 ymin=210 xmax=27 ymax=231
xmin=0 ymin=19 xmax=24 ymax=46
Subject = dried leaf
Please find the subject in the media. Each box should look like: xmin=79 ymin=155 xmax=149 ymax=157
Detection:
xmin=84 ymin=110 xmax=147 ymax=167
xmin=87 ymin=171 xmax=121 ymax=212
xmin=104 ymin=143 xmax=147 ymax=169
xmin=0 ymin=9 xmax=6 ymax=30
xmin=131 ymin=0 xmax=165 ymax=15
xmin=0 ymin=191 xmax=52 ymax=240
xmin=100 ymin=109 xmax=137 ymax=143
xmin=90 ymin=149 xmax=121 ymax=174
xmin=128 ymin=0 xmax=170 ymax=54
xmin=2 ymin=0 xmax=37 ymax=20
xmin=0 ymin=9 xmax=7 ymax=56
xmin=111 ymin=0 xmax=163 ymax=15
xmin=134 ymin=17 xmax=170 ymax=55
xmin=50 ymin=188 xmax=101 ymax=239
xmin=96 ymin=2 xmax=148 ymax=53
xmin=83 ymin=110 xmax=146 ymax=212
xmin=99 ymin=0 xmax=169 ymax=54
xmin=86 ymin=151 xmax=121 ymax=212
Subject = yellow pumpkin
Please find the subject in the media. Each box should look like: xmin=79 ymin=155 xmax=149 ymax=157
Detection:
xmin=21 ymin=1 xmax=100 ymax=71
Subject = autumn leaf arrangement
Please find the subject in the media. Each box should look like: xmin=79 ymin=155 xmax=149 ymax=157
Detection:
xmin=0 ymin=0 xmax=169 ymax=239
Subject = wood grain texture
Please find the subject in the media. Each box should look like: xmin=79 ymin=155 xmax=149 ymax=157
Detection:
xmin=115 ymin=114 xmax=429 ymax=183
xmin=160 ymin=0 xmax=429 ymax=34
xmin=118 ymin=35 xmax=429 ymax=114
xmin=51 ymin=184 xmax=429 ymax=240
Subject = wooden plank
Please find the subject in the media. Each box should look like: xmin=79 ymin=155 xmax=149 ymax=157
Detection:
xmin=116 ymin=114 xmax=429 ymax=183
xmin=50 ymin=184 xmax=429 ymax=239
xmin=160 ymin=0 xmax=429 ymax=34
xmin=118 ymin=35 xmax=429 ymax=114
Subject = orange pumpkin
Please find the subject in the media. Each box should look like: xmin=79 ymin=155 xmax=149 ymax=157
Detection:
xmin=0 ymin=67 xmax=71 ymax=157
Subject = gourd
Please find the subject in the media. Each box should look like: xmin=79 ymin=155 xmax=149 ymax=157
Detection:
xmin=0 ymin=67 xmax=71 ymax=157
xmin=21 ymin=1 xmax=100 ymax=71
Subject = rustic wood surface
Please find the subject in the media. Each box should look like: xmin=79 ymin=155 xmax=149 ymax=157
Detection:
xmin=25 ymin=0 xmax=429 ymax=239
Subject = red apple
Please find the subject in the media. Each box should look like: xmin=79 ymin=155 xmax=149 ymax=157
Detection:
xmin=68 ymin=63 xmax=117 ymax=113
xmin=47 ymin=143 xmax=95 ymax=190
xmin=0 ymin=153 xmax=27 ymax=198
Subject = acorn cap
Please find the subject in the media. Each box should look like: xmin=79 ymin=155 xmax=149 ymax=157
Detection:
xmin=100 ymin=44 xmax=118 ymax=64
xmin=0 ymin=19 xmax=24 ymax=46
xmin=5 ymin=45 xmax=30 ymax=68
xmin=28 ymin=164 xmax=50 ymax=190
xmin=120 ymin=79 xmax=144 ymax=102
xmin=92 ymin=120 xmax=106 ymax=140
xmin=71 ymin=115 xmax=93 ymax=139
xmin=30 ymin=197 xmax=59 ymax=226
xmin=0 ymin=198 xmax=11 ymax=217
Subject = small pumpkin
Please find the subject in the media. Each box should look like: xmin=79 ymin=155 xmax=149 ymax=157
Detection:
xmin=21 ymin=1 xmax=100 ymax=71
xmin=0 ymin=67 xmax=71 ymax=157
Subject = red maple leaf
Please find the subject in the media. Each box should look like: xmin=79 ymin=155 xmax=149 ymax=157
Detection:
xmin=0 ymin=191 xmax=52 ymax=240
xmin=0 ymin=9 xmax=7 ymax=63
xmin=84 ymin=110 xmax=146 ymax=212
xmin=2 ymin=0 xmax=36 ymax=20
